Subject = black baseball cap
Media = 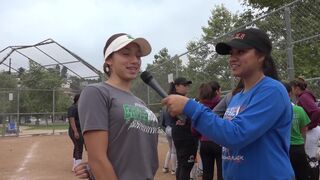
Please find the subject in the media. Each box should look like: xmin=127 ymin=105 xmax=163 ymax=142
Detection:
xmin=174 ymin=77 xmax=192 ymax=85
xmin=215 ymin=28 xmax=272 ymax=55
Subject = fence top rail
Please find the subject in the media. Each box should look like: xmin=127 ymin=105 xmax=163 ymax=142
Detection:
xmin=1 ymin=112 xmax=67 ymax=116
xmin=0 ymin=87 xmax=81 ymax=92
xmin=147 ymin=0 xmax=303 ymax=72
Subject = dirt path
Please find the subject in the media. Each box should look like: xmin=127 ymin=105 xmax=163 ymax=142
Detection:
xmin=0 ymin=135 xmax=178 ymax=180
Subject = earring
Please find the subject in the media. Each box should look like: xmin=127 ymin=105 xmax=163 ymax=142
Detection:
xmin=105 ymin=65 xmax=109 ymax=73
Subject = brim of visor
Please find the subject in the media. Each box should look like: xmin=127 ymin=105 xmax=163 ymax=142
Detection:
xmin=114 ymin=38 xmax=152 ymax=57
xmin=215 ymin=40 xmax=253 ymax=55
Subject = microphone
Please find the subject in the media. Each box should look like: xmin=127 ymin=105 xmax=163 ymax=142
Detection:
xmin=140 ymin=71 xmax=186 ymax=121
xmin=140 ymin=71 xmax=168 ymax=98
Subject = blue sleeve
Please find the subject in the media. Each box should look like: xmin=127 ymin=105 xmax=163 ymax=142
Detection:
xmin=183 ymin=86 xmax=287 ymax=150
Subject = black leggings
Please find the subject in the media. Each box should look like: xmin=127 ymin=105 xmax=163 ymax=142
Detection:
xmin=308 ymin=157 xmax=319 ymax=180
xmin=200 ymin=141 xmax=223 ymax=180
xmin=289 ymin=144 xmax=310 ymax=180
xmin=173 ymin=139 xmax=198 ymax=180
xmin=68 ymin=128 xmax=84 ymax=160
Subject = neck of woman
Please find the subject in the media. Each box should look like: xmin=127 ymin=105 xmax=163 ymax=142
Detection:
xmin=106 ymin=76 xmax=132 ymax=92
xmin=243 ymin=72 xmax=265 ymax=92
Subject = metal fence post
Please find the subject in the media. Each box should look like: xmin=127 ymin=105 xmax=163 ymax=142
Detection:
xmin=16 ymin=87 xmax=20 ymax=136
xmin=1 ymin=113 xmax=4 ymax=137
xmin=52 ymin=89 xmax=55 ymax=134
xmin=284 ymin=7 xmax=295 ymax=80
xmin=175 ymin=57 xmax=179 ymax=78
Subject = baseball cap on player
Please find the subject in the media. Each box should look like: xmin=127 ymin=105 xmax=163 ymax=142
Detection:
xmin=174 ymin=77 xmax=192 ymax=85
xmin=215 ymin=28 xmax=272 ymax=55
xmin=103 ymin=33 xmax=151 ymax=60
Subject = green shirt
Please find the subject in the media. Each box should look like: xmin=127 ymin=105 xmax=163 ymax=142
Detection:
xmin=290 ymin=105 xmax=310 ymax=145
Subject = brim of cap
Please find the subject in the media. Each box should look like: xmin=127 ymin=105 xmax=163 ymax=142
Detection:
xmin=215 ymin=40 xmax=253 ymax=55
xmin=182 ymin=81 xmax=192 ymax=85
xmin=114 ymin=38 xmax=152 ymax=57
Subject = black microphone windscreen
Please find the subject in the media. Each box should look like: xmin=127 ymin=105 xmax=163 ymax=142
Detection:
xmin=140 ymin=71 xmax=168 ymax=98
xmin=140 ymin=71 xmax=187 ymax=121
xmin=140 ymin=71 xmax=153 ymax=84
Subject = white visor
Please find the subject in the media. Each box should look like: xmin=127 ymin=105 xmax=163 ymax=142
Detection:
xmin=104 ymin=34 xmax=152 ymax=60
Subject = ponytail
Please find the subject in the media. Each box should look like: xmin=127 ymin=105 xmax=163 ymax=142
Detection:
xmin=232 ymin=79 xmax=244 ymax=95
xmin=168 ymin=82 xmax=176 ymax=95
xmin=73 ymin=94 xmax=80 ymax=104
xmin=263 ymin=55 xmax=279 ymax=80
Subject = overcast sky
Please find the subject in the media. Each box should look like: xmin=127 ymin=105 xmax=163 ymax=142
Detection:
xmin=0 ymin=0 xmax=244 ymax=72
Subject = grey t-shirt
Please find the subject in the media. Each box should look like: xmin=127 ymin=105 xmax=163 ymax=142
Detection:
xmin=79 ymin=82 xmax=159 ymax=180
xmin=213 ymin=92 xmax=233 ymax=117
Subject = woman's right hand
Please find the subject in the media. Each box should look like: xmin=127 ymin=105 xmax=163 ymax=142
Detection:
xmin=74 ymin=162 xmax=90 ymax=179
xmin=74 ymin=131 xmax=80 ymax=139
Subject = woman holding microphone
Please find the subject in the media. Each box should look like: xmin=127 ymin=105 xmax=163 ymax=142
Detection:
xmin=162 ymin=28 xmax=294 ymax=179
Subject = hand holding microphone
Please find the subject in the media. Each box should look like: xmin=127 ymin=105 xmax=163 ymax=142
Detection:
xmin=161 ymin=95 xmax=189 ymax=117
xmin=140 ymin=71 xmax=189 ymax=119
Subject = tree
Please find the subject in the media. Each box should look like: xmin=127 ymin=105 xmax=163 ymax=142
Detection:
xmin=0 ymin=72 xmax=18 ymax=113
xmin=0 ymin=72 xmax=18 ymax=124
xmin=18 ymin=67 xmax=25 ymax=77
xmin=61 ymin=66 xmax=68 ymax=79
xmin=202 ymin=5 xmax=238 ymax=40
xmin=185 ymin=5 xmax=241 ymax=94
xmin=19 ymin=61 xmax=65 ymax=124
xmin=132 ymin=48 xmax=179 ymax=112
xmin=242 ymin=0 xmax=295 ymax=10
xmin=242 ymin=0 xmax=320 ymax=81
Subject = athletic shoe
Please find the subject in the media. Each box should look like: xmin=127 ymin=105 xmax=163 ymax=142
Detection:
xmin=162 ymin=167 xmax=169 ymax=173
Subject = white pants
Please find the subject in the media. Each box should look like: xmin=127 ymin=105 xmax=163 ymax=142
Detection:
xmin=164 ymin=126 xmax=177 ymax=171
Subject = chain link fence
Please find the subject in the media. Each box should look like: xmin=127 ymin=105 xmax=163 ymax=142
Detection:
xmin=143 ymin=0 xmax=320 ymax=111
xmin=1 ymin=0 xmax=319 ymax=136
xmin=0 ymin=88 xmax=79 ymax=137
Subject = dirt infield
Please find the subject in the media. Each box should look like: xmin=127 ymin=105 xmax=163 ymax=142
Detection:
xmin=0 ymin=134 xmax=177 ymax=180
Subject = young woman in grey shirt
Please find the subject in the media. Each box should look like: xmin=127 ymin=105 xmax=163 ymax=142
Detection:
xmin=75 ymin=33 xmax=159 ymax=180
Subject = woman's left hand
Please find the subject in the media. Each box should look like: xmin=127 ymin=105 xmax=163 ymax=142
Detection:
xmin=74 ymin=162 xmax=90 ymax=179
xmin=162 ymin=95 xmax=189 ymax=117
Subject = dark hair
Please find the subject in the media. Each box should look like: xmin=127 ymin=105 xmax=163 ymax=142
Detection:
xmin=103 ymin=33 xmax=127 ymax=77
xmin=168 ymin=82 xmax=177 ymax=95
xmin=73 ymin=94 xmax=80 ymax=104
xmin=208 ymin=80 xmax=221 ymax=94
xmin=198 ymin=81 xmax=220 ymax=100
xmin=251 ymin=30 xmax=279 ymax=81
xmin=232 ymin=79 xmax=244 ymax=95
xmin=262 ymin=55 xmax=279 ymax=80
xmin=290 ymin=78 xmax=307 ymax=90
xmin=282 ymin=81 xmax=292 ymax=94
xmin=103 ymin=33 xmax=127 ymax=59
xmin=168 ymin=77 xmax=191 ymax=95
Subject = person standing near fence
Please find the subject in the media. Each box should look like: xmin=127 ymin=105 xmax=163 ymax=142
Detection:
xmin=168 ymin=77 xmax=198 ymax=180
xmin=196 ymin=81 xmax=222 ymax=180
xmin=290 ymin=78 xmax=320 ymax=130
xmin=162 ymin=28 xmax=294 ymax=179
xmin=68 ymin=94 xmax=84 ymax=172
xmin=305 ymin=123 xmax=320 ymax=180
xmin=161 ymin=105 xmax=177 ymax=175
xmin=78 ymin=33 xmax=159 ymax=180
xmin=283 ymin=82 xmax=310 ymax=180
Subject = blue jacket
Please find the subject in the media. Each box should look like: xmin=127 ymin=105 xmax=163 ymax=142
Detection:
xmin=183 ymin=77 xmax=294 ymax=180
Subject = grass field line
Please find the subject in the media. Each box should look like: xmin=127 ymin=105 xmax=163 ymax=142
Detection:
xmin=10 ymin=141 xmax=39 ymax=180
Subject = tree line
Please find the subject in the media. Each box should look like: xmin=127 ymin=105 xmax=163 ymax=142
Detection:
xmin=132 ymin=0 xmax=320 ymax=112
xmin=1 ymin=0 xmax=319 ymax=116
